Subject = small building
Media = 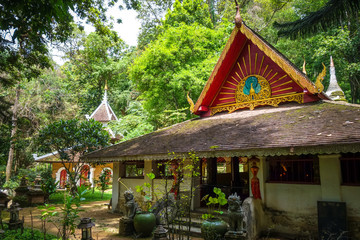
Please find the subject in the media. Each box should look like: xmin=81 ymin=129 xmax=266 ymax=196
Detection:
xmin=84 ymin=11 xmax=360 ymax=240
xmin=35 ymin=84 xmax=119 ymax=188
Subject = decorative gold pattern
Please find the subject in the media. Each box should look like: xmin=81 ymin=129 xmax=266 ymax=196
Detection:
xmin=187 ymin=92 xmax=195 ymax=113
xmin=315 ymin=63 xmax=326 ymax=93
xmin=210 ymin=93 xmax=304 ymax=115
xmin=235 ymin=75 xmax=271 ymax=103
xmin=193 ymin=27 xmax=240 ymax=111
xmin=239 ymin=24 xmax=313 ymax=92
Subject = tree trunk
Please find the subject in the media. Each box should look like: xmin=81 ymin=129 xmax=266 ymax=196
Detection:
xmin=6 ymin=83 xmax=20 ymax=182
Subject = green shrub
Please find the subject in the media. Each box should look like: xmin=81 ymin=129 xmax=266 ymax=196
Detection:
xmin=2 ymin=228 xmax=58 ymax=240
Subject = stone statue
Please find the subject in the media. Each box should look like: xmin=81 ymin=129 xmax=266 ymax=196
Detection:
xmin=124 ymin=190 xmax=138 ymax=219
xmin=227 ymin=193 xmax=245 ymax=232
xmin=151 ymin=192 xmax=177 ymax=225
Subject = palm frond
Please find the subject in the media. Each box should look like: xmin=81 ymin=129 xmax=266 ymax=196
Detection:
xmin=274 ymin=0 xmax=360 ymax=38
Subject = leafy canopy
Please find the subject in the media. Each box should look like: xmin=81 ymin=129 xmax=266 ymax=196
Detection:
xmin=37 ymin=119 xmax=110 ymax=160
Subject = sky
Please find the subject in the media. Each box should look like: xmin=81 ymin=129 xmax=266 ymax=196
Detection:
xmin=51 ymin=2 xmax=141 ymax=65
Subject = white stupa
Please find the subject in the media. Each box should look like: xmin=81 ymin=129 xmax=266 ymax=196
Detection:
xmin=325 ymin=56 xmax=346 ymax=101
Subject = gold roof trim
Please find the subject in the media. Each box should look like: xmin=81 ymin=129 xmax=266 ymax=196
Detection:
xmin=194 ymin=27 xmax=240 ymax=112
xmin=210 ymin=92 xmax=304 ymax=115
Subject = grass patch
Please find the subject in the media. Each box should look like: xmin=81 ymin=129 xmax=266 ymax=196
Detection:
xmin=49 ymin=188 xmax=112 ymax=204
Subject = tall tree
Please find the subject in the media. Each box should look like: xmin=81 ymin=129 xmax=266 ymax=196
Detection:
xmin=61 ymin=30 xmax=133 ymax=115
xmin=129 ymin=0 xmax=232 ymax=128
xmin=1 ymin=0 xmax=115 ymax=181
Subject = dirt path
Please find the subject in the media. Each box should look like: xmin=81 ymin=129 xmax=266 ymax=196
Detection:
xmin=18 ymin=201 xmax=202 ymax=240
xmin=21 ymin=201 xmax=136 ymax=240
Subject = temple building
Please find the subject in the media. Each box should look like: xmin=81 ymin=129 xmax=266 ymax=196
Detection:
xmin=35 ymin=85 xmax=119 ymax=188
xmin=83 ymin=10 xmax=360 ymax=239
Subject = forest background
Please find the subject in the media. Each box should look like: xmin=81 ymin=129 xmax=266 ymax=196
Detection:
xmin=1 ymin=0 xmax=359 ymax=185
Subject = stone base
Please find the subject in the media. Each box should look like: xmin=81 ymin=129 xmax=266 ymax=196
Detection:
xmin=119 ymin=217 xmax=134 ymax=236
xmin=6 ymin=221 xmax=24 ymax=231
xmin=225 ymin=231 xmax=247 ymax=240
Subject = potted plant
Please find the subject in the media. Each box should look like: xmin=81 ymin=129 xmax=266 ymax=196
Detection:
xmin=201 ymin=187 xmax=229 ymax=240
xmin=133 ymin=172 xmax=157 ymax=237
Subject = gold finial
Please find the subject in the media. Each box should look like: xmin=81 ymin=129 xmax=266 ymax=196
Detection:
xmin=315 ymin=63 xmax=326 ymax=93
xmin=234 ymin=0 xmax=242 ymax=28
xmin=186 ymin=92 xmax=195 ymax=113
xmin=105 ymin=79 xmax=108 ymax=90
xmin=302 ymin=58 xmax=307 ymax=75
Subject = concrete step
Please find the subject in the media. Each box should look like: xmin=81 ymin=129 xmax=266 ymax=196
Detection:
xmin=166 ymin=224 xmax=202 ymax=238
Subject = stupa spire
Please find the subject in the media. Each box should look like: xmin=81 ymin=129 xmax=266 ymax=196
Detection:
xmin=103 ymin=79 xmax=108 ymax=103
xmin=325 ymin=56 xmax=346 ymax=101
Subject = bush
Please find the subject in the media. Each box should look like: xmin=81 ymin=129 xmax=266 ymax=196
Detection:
xmin=2 ymin=227 xmax=58 ymax=240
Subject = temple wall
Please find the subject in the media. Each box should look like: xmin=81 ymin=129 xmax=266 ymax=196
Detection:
xmin=260 ymin=154 xmax=360 ymax=239
xmin=341 ymin=186 xmax=360 ymax=240
xmin=51 ymin=162 xmax=113 ymax=188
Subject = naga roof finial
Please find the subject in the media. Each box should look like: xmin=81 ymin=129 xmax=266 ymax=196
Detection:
xmin=234 ymin=0 xmax=242 ymax=28
xmin=315 ymin=63 xmax=326 ymax=93
xmin=302 ymin=58 xmax=307 ymax=75
xmin=187 ymin=92 xmax=195 ymax=113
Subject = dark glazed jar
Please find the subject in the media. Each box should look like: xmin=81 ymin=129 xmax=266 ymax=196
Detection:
xmin=201 ymin=217 xmax=228 ymax=240
xmin=133 ymin=211 xmax=156 ymax=237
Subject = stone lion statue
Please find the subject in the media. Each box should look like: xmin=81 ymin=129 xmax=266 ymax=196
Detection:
xmin=227 ymin=192 xmax=245 ymax=232
xmin=124 ymin=189 xmax=139 ymax=219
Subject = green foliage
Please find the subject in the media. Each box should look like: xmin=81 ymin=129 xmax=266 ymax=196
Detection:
xmin=40 ymin=166 xmax=58 ymax=201
xmin=163 ymin=0 xmax=214 ymax=28
xmin=49 ymin=188 xmax=112 ymax=204
xmin=39 ymin=187 xmax=88 ymax=240
xmin=129 ymin=20 xmax=232 ymax=128
xmin=37 ymin=119 xmax=110 ymax=194
xmin=1 ymin=227 xmax=58 ymax=240
xmin=108 ymin=101 xmax=154 ymax=141
xmin=274 ymin=0 xmax=360 ymax=38
xmin=97 ymin=169 xmax=112 ymax=198
xmin=135 ymin=172 xmax=156 ymax=211
xmin=201 ymin=187 xmax=228 ymax=220
xmin=61 ymin=30 xmax=132 ymax=115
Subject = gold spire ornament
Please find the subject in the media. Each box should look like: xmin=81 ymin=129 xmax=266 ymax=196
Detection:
xmin=315 ymin=63 xmax=326 ymax=93
xmin=302 ymin=58 xmax=307 ymax=75
xmin=105 ymin=79 xmax=108 ymax=90
xmin=187 ymin=92 xmax=195 ymax=113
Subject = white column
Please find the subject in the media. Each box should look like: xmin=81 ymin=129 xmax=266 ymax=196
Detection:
xmin=319 ymin=154 xmax=342 ymax=201
xmin=90 ymin=167 xmax=95 ymax=187
xmin=112 ymin=162 xmax=120 ymax=211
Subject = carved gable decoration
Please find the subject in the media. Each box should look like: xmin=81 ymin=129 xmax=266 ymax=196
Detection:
xmin=194 ymin=23 xmax=328 ymax=117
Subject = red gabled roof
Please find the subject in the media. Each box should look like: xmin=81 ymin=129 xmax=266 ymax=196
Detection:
xmin=194 ymin=20 xmax=329 ymax=116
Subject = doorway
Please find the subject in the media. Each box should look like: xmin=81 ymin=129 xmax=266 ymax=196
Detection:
xmin=200 ymin=157 xmax=249 ymax=206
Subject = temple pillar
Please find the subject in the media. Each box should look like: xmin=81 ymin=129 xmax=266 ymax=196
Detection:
xmin=112 ymin=162 xmax=120 ymax=212
xmin=319 ymin=154 xmax=342 ymax=201
xmin=207 ymin=157 xmax=217 ymax=185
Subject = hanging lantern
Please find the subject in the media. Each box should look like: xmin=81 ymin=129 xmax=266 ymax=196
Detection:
xmin=77 ymin=218 xmax=95 ymax=240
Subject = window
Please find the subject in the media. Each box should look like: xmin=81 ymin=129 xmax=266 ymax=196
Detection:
xmin=217 ymin=157 xmax=227 ymax=173
xmin=340 ymin=153 xmax=360 ymax=185
xmin=267 ymin=155 xmax=320 ymax=184
xmin=155 ymin=160 xmax=175 ymax=179
xmin=124 ymin=161 xmax=144 ymax=178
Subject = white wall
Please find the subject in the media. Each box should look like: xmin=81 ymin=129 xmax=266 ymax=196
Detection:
xmin=265 ymin=183 xmax=322 ymax=213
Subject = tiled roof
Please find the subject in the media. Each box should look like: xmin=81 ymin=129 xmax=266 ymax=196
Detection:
xmin=83 ymin=101 xmax=360 ymax=162
xmin=90 ymin=103 xmax=117 ymax=122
